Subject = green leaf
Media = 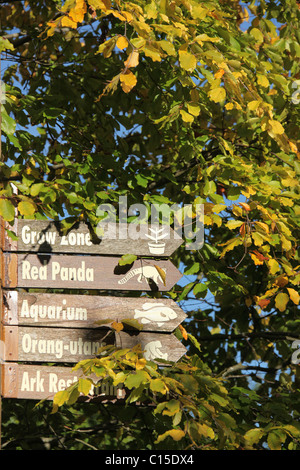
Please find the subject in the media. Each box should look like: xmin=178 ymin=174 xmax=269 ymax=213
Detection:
xmin=150 ymin=378 xmax=167 ymax=394
xmin=178 ymin=50 xmax=197 ymax=71
xmin=18 ymin=200 xmax=36 ymax=217
xmin=124 ymin=370 xmax=150 ymax=389
xmin=267 ymin=429 xmax=286 ymax=450
xmin=1 ymin=110 xmax=16 ymax=135
xmin=122 ymin=318 xmax=144 ymax=330
xmin=275 ymin=292 xmax=289 ymax=312
xmin=53 ymin=389 xmax=69 ymax=408
xmin=135 ymin=174 xmax=149 ymax=187
xmin=118 ymin=253 xmax=137 ymax=266
xmin=208 ymin=87 xmax=226 ymax=103
xmin=244 ymin=428 xmax=265 ymax=446
xmin=0 ymin=37 xmax=14 ymax=52
xmin=78 ymin=378 xmax=92 ymax=395
xmin=30 ymin=183 xmax=46 ymax=197
xmin=0 ymin=198 xmax=15 ymax=222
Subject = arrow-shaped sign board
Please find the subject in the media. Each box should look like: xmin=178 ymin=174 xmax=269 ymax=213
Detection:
xmin=1 ymin=253 xmax=182 ymax=291
xmin=2 ymin=291 xmax=187 ymax=333
xmin=1 ymin=220 xmax=183 ymax=257
xmin=2 ymin=326 xmax=187 ymax=364
xmin=1 ymin=362 xmax=126 ymax=401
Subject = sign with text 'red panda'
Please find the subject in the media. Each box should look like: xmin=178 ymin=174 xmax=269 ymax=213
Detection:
xmin=1 ymin=253 xmax=182 ymax=291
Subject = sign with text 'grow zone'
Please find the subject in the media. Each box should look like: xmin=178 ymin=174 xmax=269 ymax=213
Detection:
xmin=1 ymin=218 xmax=186 ymax=402
xmin=2 ymin=219 xmax=183 ymax=257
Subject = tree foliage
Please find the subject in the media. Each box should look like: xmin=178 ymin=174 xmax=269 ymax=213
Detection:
xmin=1 ymin=0 xmax=300 ymax=450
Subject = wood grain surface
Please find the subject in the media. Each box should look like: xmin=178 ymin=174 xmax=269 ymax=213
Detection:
xmin=1 ymin=219 xmax=183 ymax=256
xmin=2 ymin=291 xmax=187 ymax=332
xmin=1 ymin=253 xmax=182 ymax=291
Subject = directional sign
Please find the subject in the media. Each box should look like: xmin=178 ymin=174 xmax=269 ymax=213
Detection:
xmin=2 ymin=326 xmax=187 ymax=363
xmin=1 ymin=362 xmax=126 ymax=401
xmin=1 ymin=219 xmax=183 ymax=257
xmin=2 ymin=291 xmax=187 ymax=333
xmin=1 ymin=253 xmax=182 ymax=291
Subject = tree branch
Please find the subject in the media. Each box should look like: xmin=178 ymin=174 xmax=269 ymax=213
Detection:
xmin=199 ymin=331 xmax=300 ymax=342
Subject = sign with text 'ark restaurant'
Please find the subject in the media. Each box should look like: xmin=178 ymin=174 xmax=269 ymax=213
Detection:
xmin=2 ymin=219 xmax=183 ymax=257
xmin=2 ymin=363 xmax=126 ymax=401
xmin=2 ymin=291 xmax=187 ymax=333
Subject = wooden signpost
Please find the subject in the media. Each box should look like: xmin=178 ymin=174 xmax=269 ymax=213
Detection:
xmin=2 ymin=219 xmax=183 ymax=257
xmin=2 ymin=291 xmax=186 ymax=332
xmin=1 ymin=363 xmax=126 ymax=401
xmin=0 ymin=218 xmax=187 ymax=404
xmin=1 ymin=253 xmax=182 ymax=291
xmin=2 ymin=326 xmax=186 ymax=364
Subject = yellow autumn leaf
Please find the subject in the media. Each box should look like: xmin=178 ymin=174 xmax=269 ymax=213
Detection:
xmin=156 ymin=429 xmax=185 ymax=443
xmin=187 ymin=102 xmax=200 ymax=116
xmin=69 ymin=0 xmax=87 ymax=23
xmin=120 ymin=71 xmax=137 ymax=93
xmin=247 ymin=100 xmax=261 ymax=111
xmin=250 ymin=252 xmax=264 ymax=265
xmin=275 ymin=292 xmax=289 ymax=312
xmin=142 ymin=44 xmax=162 ymax=62
xmin=180 ymin=109 xmax=194 ymax=123
xmin=269 ymin=119 xmax=285 ymax=135
xmin=214 ymin=68 xmax=225 ymax=79
xmin=267 ymin=258 xmax=280 ymax=274
xmin=288 ymin=140 xmax=298 ymax=153
xmin=116 ymin=36 xmax=128 ymax=50
xmin=287 ymin=288 xmax=300 ymax=305
xmin=154 ymin=265 xmax=166 ymax=286
xmin=281 ymin=236 xmax=292 ymax=251
xmin=226 ymin=220 xmax=244 ymax=230
xmin=109 ymin=9 xmax=131 ymax=21
xmin=208 ymin=86 xmax=226 ymax=103
xmin=18 ymin=200 xmax=36 ymax=217
xmin=136 ymin=358 xmax=147 ymax=370
xmin=88 ymin=0 xmax=111 ymax=10
xmin=178 ymin=50 xmax=197 ymax=72
xmin=252 ymin=232 xmax=265 ymax=246
xmin=61 ymin=15 xmax=78 ymax=28
xmin=255 ymin=221 xmax=269 ymax=233
xmin=219 ymin=237 xmax=242 ymax=258
xmin=239 ymin=202 xmax=251 ymax=212
xmin=257 ymin=74 xmax=269 ymax=87
xmin=111 ymin=321 xmax=124 ymax=332
xmin=179 ymin=324 xmax=188 ymax=340
xmin=225 ymin=102 xmax=234 ymax=110
xmin=124 ymin=50 xmax=139 ymax=68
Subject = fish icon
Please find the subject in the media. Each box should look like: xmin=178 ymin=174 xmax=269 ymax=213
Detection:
xmin=134 ymin=302 xmax=177 ymax=326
